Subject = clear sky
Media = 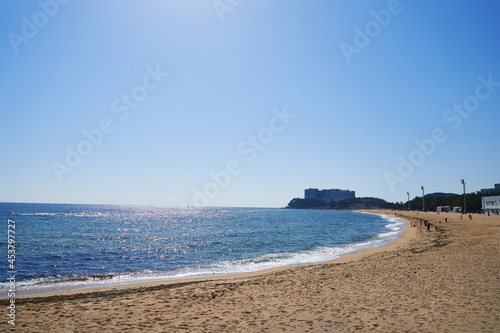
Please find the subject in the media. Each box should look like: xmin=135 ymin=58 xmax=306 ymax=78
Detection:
xmin=1 ymin=0 xmax=499 ymax=208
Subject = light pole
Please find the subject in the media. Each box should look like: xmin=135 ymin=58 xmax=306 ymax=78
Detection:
xmin=407 ymin=192 xmax=410 ymax=211
xmin=421 ymin=186 xmax=425 ymax=212
xmin=461 ymin=179 xmax=466 ymax=213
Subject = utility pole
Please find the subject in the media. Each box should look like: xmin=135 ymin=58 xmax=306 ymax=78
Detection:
xmin=421 ymin=186 xmax=425 ymax=212
xmin=407 ymin=192 xmax=410 ymax=211
xmin=461 ymin=179 xmax=466 ymax=213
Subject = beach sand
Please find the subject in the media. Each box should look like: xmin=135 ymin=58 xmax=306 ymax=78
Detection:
xmin=2 ymin=211 xmax=499 ymax=332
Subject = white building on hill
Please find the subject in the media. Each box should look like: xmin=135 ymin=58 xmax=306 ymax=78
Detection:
xmin=482 ymin=195 xmax=500 ymax=214
xmin=304 ymin=188 xmax=355 ymax=202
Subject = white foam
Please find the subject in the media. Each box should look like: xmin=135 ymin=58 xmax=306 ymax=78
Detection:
xmin=4 ymin=239 xmax=393 ymax=297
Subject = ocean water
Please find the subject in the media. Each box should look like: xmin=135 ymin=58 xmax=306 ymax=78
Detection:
xmin=0 ymin=203 xmax=405 ymax=297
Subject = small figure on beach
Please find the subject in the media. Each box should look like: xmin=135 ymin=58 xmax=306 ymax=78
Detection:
xmin=427 ymin=223 xmax=431 ymax=231
xmin=445 ymin=218 xmax=447 ymax=223
xmin=469 ymin=214 xmax=472 ymax=220
xmin=461 ymin=214 xmax=463 ymax=220
xmin=435 ymin=225 xmax=438 ymax=231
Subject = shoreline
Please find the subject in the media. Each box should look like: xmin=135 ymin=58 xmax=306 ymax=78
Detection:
xmin=11 ymin=210 xmax=411 ymax=299
xmin=4 ymin=210 xmax=499 ymax=332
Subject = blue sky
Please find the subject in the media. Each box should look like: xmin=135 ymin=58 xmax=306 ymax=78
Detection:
xmin=1 ymin=0 xmax=499 ymax=207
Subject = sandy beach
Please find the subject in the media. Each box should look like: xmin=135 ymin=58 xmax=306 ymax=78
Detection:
xmin=2 ymin=211 xmax=499 ymax=332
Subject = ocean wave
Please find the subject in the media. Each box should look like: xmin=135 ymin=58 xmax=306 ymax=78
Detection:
xmin=12 ymin=212 xmax=111 ymax=217
xmin=1 ymin=237 xmax=395 ymax=296
xmin=0 ymin=209 xmax=407 ymax=297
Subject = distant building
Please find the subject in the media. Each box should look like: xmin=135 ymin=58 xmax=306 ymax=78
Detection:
xmin=480 ymin=183 xmax=500 ymax=194
xmin=482 ymin=195 xmax=500 ymax=214
xmin=304 ymin=188 xmax=355 ymax=202
xmin=436 ymin=206 xmax=451 ymax=213
xmin=437 ymin=206 xmax=462 ymax=213
xmin=305 ymin=188 xmax=319 ymax=199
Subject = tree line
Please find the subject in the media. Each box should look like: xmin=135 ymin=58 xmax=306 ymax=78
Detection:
xmin=286 ymin=191 xmax=498 ymax=212
xmin=387 ymin=192 xmax=490 ymax=212
xmin=286 ymin=197 xmax=390 ymax=210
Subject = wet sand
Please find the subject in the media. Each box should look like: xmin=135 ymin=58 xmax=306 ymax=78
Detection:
xmin=2 ymin=211 xmax=499 ymax=332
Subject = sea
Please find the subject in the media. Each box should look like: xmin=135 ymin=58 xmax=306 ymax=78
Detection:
xmin=0 ymin=203 xmax=405 ymax=297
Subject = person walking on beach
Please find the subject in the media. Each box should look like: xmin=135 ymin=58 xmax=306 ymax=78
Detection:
xmin=427 ymin=222 xmax=431 ymax=231
xmin=469 ymin=214 xmax=472 ymax=220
